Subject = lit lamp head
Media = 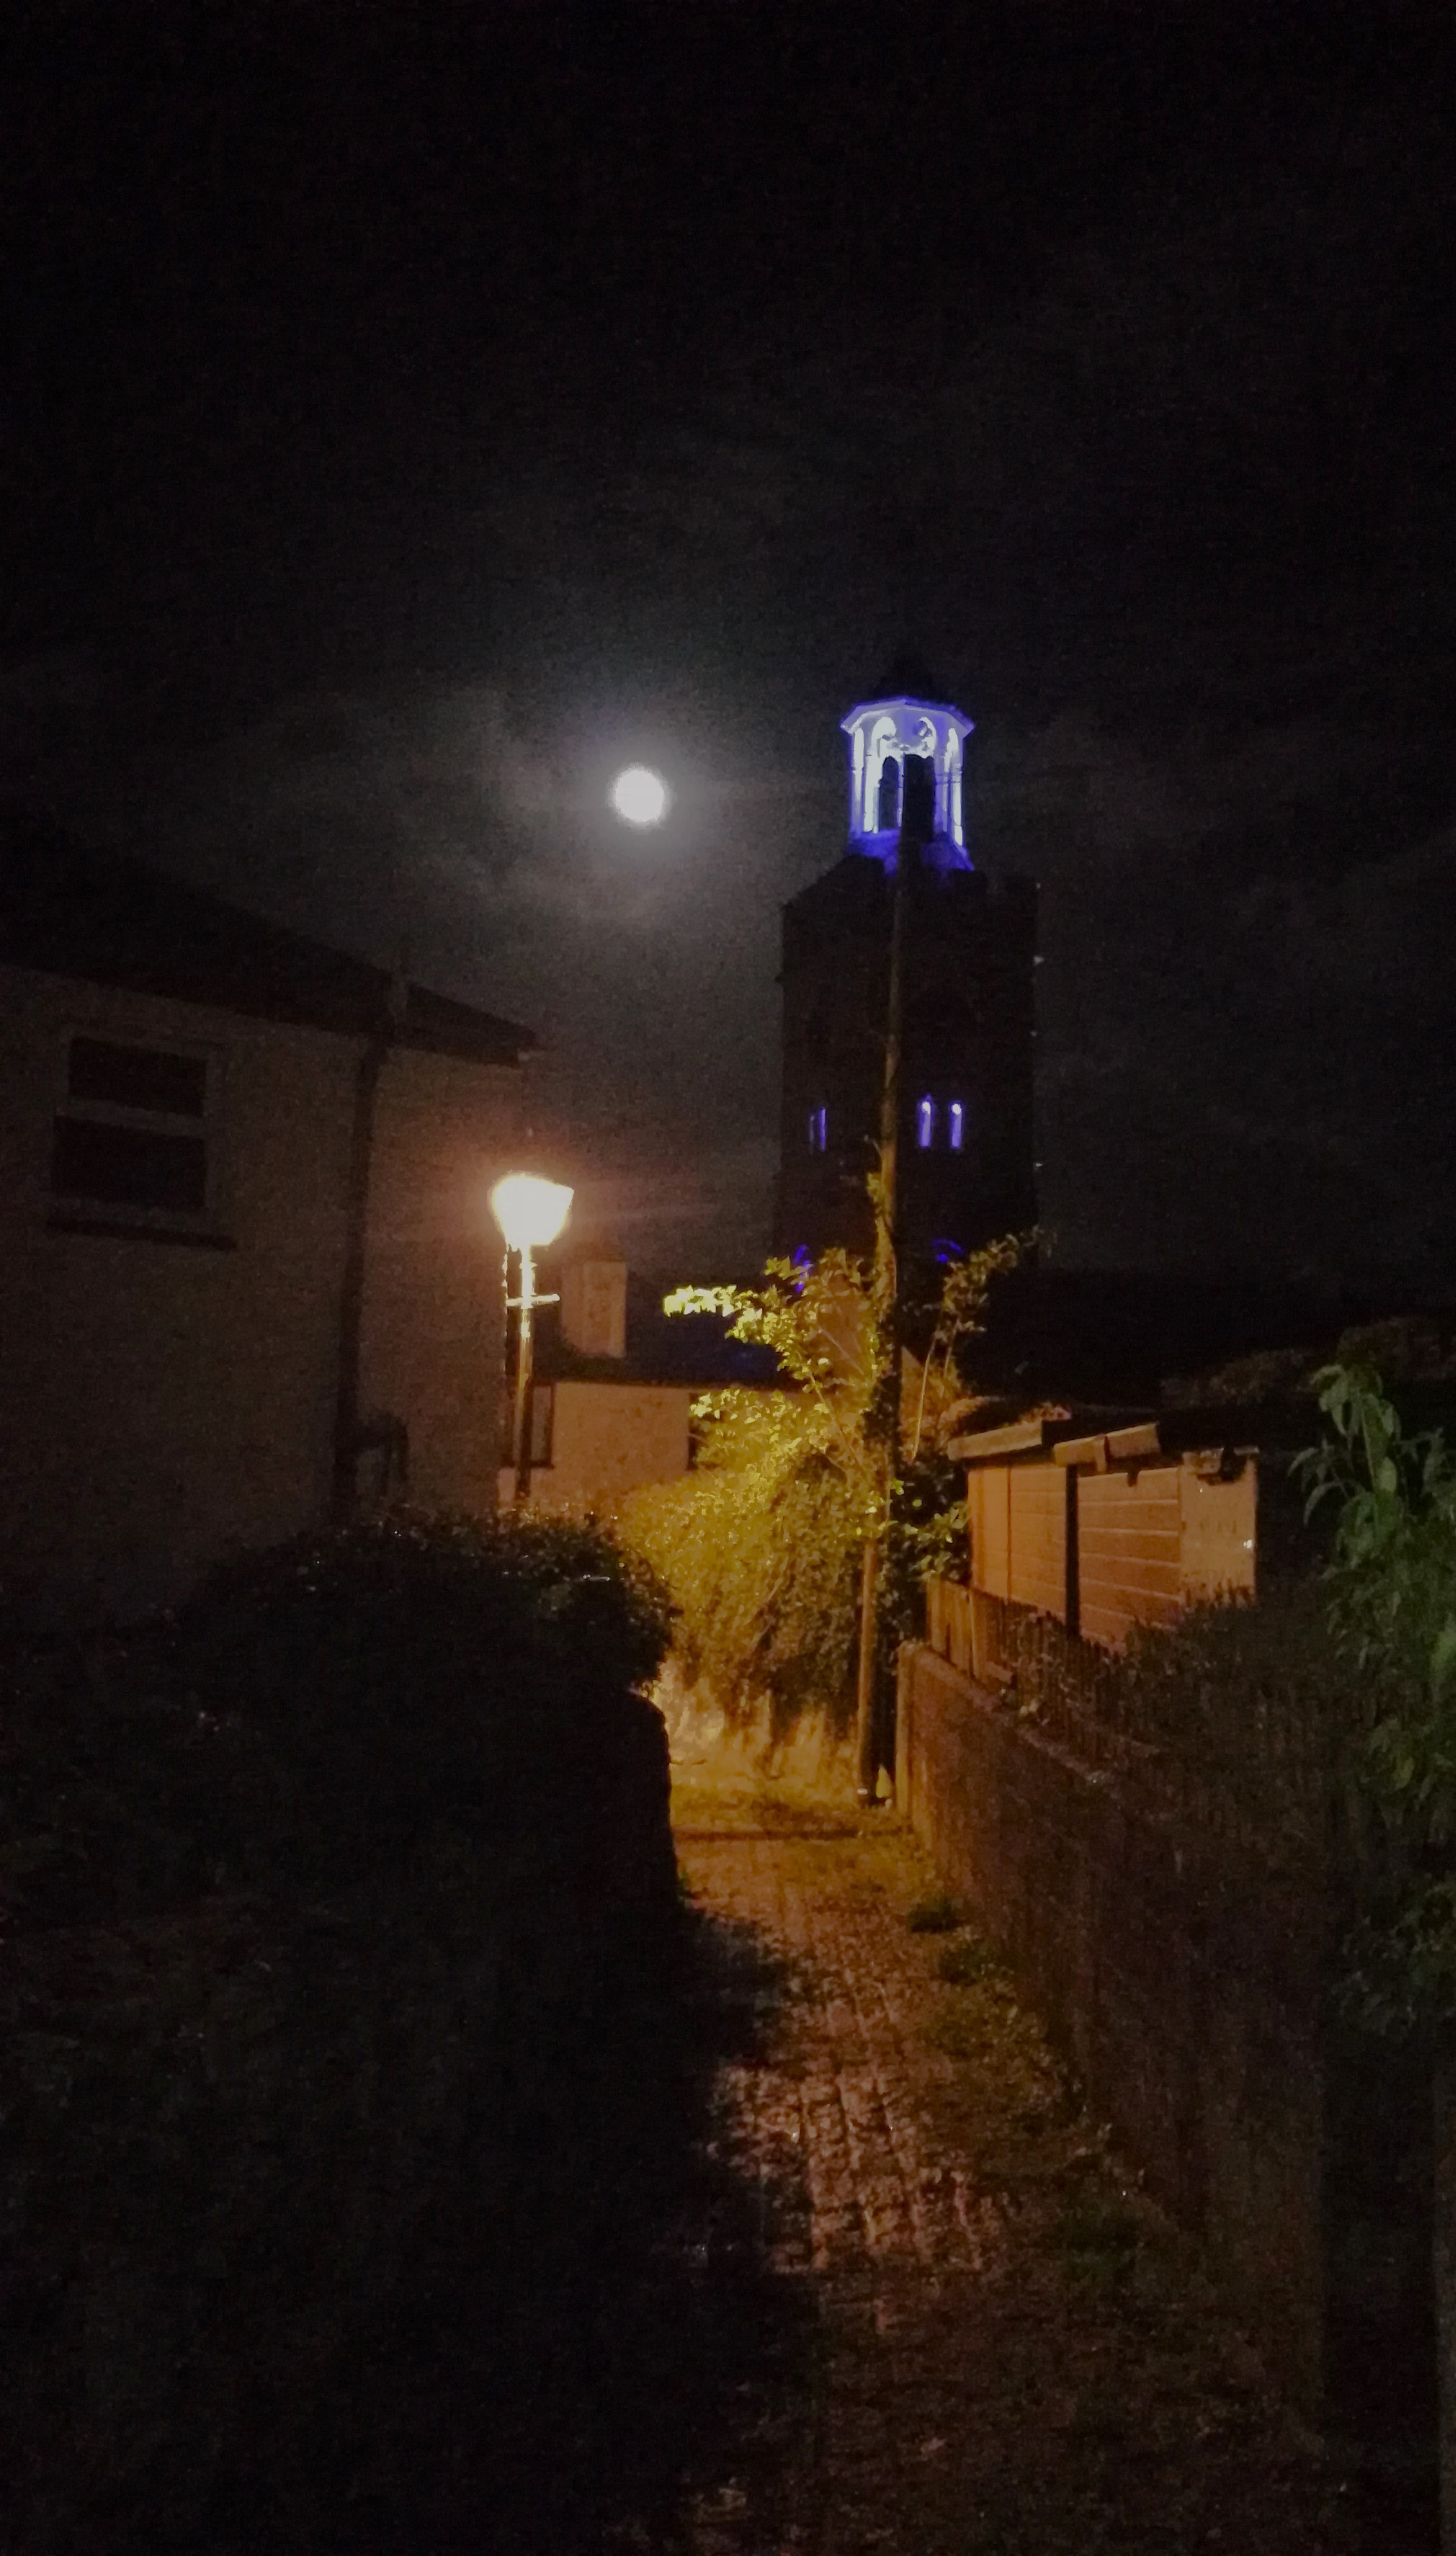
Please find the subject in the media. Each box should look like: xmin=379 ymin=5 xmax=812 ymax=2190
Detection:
xmin=489 ymin=1173 xmax=574 ymax=1254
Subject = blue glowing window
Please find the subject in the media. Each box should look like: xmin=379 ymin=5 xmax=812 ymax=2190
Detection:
xmin=808 ymin=1105 xmax=827 ymax=1152
xmin=915 ymin=1096 xmax=936 ymax=1150
xmin=948 ymin=1100 xmax=965 ymax=1152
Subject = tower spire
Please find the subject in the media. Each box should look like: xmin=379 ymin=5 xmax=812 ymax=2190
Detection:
xmin=841 ymin=666 xmax=974 ymax=866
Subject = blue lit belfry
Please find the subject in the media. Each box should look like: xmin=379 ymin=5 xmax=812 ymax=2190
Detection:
xmin=775 ymin=654 xmax=1037 ymax=1270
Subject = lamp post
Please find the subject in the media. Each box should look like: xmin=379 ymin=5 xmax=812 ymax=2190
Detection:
xmin=854 ymin=817 xmax=911 ymax=1804
xmin=489 ymin=1173 xmax=574 ymax=1509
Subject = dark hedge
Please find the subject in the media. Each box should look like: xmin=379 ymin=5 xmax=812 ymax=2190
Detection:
xmin=0 ymin=1509 xmax=681 ymax=2549
xmin=1 ymin=1508 xmax=676 ymax=1922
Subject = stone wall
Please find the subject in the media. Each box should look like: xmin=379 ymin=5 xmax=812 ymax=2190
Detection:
xmin=896 ymin=1641 xmax=1435 ymax=2492
xmin=658 ymin=1658 xmax=857 ymax=1798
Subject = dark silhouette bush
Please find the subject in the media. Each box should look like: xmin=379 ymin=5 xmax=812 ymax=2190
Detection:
xmin=1 ymin=1509 xmax=676 ymax=1921
xmin=160 ymin=1506 xmax=676 ymax=1886
xmin=0 ymin=1509 xmax=682 ymax=2549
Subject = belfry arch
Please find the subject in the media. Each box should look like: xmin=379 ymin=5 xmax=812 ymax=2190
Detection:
xmin=775 ymin=657 xmax=1037 ymax=1270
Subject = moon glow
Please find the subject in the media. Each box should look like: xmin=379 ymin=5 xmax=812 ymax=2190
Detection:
xmin=610 ymin=765 xmax=670 ymax=826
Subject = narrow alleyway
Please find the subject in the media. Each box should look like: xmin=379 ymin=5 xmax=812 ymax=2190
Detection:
xmin=663 ymin=1769 xmax=1406 ymax=2556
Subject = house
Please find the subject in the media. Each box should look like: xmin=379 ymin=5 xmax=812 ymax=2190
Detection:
xmin=0 ymin=807 xmax=534 ymax=1617
xmin=501 ymin=1254 xmax=779 ymax=1516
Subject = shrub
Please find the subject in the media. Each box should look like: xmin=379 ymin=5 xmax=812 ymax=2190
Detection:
xmin=54 ymin=1509 xmax=672 ymax=1904
xmin=173 ymin=1507 xmax=670 ymax=1724
xmin=0 ymin=1510 xmax=681 ymax=2548
xmin=629 ymin=1412 xmax=865 ymax=1739
xmin=1294 ymin=1364 xmax=1456 ymax=2027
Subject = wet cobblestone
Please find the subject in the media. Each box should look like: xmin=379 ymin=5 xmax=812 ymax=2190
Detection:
xmin=670 ymin=1777 xmax=1399 ymax=2556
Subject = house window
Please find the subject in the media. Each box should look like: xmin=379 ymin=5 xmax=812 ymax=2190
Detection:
xmin=948 ymin=1100 xmax=965 ymax=1151
xmin=808 ymin=1104 xmax=828 ymax=1152
xmin=915 ymin=1094 xmax=936 ymax=1149
xmin=50 ymin=1035 xmax=212 ymax=1228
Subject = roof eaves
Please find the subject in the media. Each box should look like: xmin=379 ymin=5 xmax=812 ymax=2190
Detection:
xmin=0 ymin=814 xmax=536 ymax=1064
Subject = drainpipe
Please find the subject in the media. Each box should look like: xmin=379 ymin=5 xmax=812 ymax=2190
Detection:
xmin=331 ymin=1015 xmax=393 ymax=1525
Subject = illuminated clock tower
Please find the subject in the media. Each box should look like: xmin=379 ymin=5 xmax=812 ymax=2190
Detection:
xmin=774 ymin=656 xmax=1036 ymax=1273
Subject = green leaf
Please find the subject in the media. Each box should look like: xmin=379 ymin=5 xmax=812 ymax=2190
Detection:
xmin=1431 ymin=1619 xmax=1456 ymax=1701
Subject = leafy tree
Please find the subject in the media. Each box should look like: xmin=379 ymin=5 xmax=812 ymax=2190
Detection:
xmin=623 ymin=1236 xmax=1022 ymax=1742
xmin=1296 ymin=1364 xmax=1456 ymax=2027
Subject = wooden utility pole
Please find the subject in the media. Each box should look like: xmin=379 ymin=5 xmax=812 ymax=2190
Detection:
xmin=854 ymin=819 xmax=911 ymax=1803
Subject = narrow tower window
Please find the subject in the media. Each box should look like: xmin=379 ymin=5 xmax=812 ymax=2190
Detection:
xmin=876 ymin=754 xmax=900 ymax=832
xmin=808 ymin=1105 xmax=827 ymax=1152
xmin=915 ymin=1096 xmax=936 ymax=1150
xmin=948 ymin=1100 xmax=965 ymax=1151
xmin=902 ymin=752 xmax=935 ymax=841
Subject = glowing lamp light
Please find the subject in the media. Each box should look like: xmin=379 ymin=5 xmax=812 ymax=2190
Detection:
xmin=489 ymin=1173 xmax=574 ymax=1253
xmin=610 ymin=764 xmax=669 ymax=826
xmin=491 ymin=1174 xmax=573 ymax=1511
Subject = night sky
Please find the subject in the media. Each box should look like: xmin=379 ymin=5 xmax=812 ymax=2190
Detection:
xmin=7 ymin=4 xmax=1455 ymax=1287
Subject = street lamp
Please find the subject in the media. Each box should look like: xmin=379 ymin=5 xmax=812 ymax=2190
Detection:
xmin=489 ymin=1173 xmax=574 ymax=1509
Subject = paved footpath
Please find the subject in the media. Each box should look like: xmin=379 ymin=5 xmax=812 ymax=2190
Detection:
xmin=666 ymin=1774 xmax=1403 ymax=2556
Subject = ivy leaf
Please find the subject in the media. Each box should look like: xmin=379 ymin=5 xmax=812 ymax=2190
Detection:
xmin=1431 ymin=1619 xmax=1456 ymax=1702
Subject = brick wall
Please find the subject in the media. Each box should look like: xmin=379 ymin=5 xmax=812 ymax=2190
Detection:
xmin=896 ymin=1641 xmax=1435 ymax=2486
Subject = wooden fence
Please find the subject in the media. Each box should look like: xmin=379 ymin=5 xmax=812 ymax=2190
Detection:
xmin=920 ymin=1411 xmax=1343 ymax=1876
xmin=951 ymin=1412 xmax=1256 ymax=1657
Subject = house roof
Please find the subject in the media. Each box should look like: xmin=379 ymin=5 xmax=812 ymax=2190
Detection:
xmin=0 ymin=805 xmax=536 ymax=1067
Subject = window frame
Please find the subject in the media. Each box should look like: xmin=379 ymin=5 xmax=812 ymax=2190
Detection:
xmin=47 ymin=1027 xmax=231 ymax=1246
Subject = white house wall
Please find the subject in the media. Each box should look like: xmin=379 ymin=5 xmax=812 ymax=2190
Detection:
xmin=516 ymin=1380 xmax=695 ymax=1516
xmin=357 ymin=1040 xmax=517 ymax=1519
xmin=0 ymin=963 xmax=519 ymax=1614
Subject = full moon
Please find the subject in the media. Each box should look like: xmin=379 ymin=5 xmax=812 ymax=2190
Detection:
xmin=610 ymin=764 xmax=669 ymax=826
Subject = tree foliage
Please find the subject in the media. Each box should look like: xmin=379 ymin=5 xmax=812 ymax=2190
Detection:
xmin=1294 ymin=1364 xmax=1456 ymax=2027
xmin=623 ymin=1237 xmax=1023 ymax=1738
xmin=1296 ymin=1366 xmax=1456 ymax=1826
